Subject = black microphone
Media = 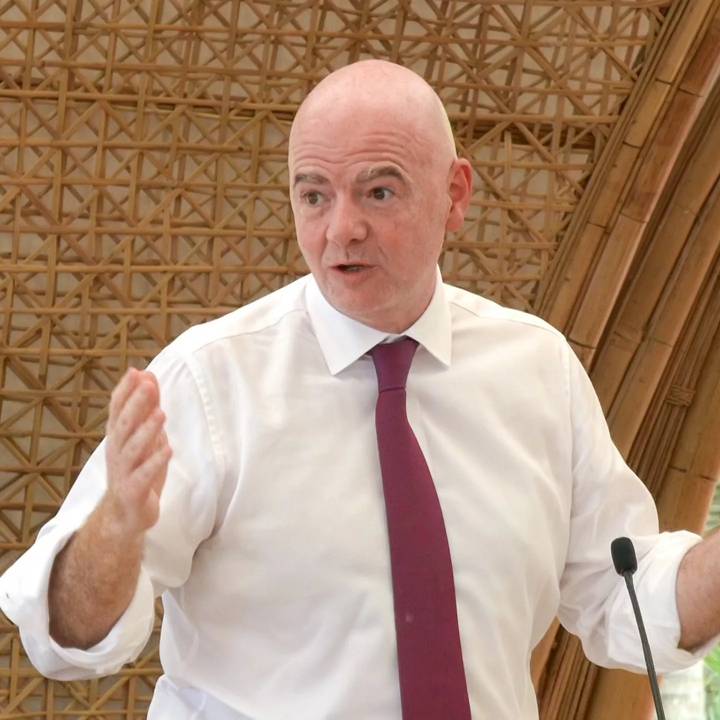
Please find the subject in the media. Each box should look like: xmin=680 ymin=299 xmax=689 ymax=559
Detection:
xmin=610 ymin=536 xmax=666 ymax=720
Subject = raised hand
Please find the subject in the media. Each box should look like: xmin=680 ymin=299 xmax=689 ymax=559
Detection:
xmin=49 ymin=368 xmax=173 ymax=647
xmin=104 ymin=367 xmax=173 ymax=535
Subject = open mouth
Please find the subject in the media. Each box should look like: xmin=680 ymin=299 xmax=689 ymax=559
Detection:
xmin=335 ymin=264 xmax=370 ymax=273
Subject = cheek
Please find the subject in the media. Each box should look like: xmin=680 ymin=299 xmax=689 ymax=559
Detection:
xmin=384 ymin=213 xmax=442 ymax=266
xmin=295 ymin=220 xmax=324 ymax=264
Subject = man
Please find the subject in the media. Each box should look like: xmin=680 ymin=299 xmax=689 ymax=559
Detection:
xmin=1 ymin=60 xmax=719 ymax=719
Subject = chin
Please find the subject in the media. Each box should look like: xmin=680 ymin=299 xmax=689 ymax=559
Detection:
xmin=337 ymin=303 xmax=378 ymax=325
xmin=330 ymin=298 xmax=380 ymax=326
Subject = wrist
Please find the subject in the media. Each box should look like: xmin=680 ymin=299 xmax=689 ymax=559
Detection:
xmin=95 ymin=492 xmax=147 ymax=546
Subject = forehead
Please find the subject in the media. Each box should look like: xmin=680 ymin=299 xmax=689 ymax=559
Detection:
xmin=289 ymin=102 xmax=433 ymax=175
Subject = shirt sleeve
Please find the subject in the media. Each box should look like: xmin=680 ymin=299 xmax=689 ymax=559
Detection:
xmin=556 ymin=342 xmax=714 ymax=672
xmin=0 ymin=348 xmax=224 ymax=679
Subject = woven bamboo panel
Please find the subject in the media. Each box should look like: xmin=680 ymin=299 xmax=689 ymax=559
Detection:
xmin=0 ymin=1 xmax=672 ymax=718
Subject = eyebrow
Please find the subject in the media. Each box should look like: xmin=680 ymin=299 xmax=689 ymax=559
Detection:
xmin=293 ymin=165 xmax=408 ymax=188
xmin=356 ymin=165 xmax=407 ymax=185
xmin=293 ymin=172 xmax=328 ymax=188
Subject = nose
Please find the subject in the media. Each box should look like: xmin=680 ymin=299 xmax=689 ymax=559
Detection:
xmin=325 ymin=195 xmax=368 ymax=247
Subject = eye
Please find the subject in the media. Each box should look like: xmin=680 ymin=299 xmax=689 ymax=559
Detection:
xmin=301 ymin=190 xmax=324 ymax=207
xmin=370 ymin=187 xmax=394 ymax=201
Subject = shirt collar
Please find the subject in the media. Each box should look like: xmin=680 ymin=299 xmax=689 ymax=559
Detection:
xmin=305 ymin=267 xmax=452 ymax=375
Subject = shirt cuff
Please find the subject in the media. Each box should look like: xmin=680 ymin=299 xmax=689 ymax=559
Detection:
xmin=608 ymin=530 xmax=717 ymax=673
xmin=0 ymin=523 xmax=155 ymax=680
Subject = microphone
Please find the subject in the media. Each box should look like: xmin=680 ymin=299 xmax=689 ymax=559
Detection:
xmin=610 ymin=537 xmax=666 ymax=720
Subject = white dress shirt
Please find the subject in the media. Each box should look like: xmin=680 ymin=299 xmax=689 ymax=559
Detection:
xmin=0 ymin=270 xmax=708 ymax=719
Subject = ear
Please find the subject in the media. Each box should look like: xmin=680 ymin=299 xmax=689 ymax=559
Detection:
xmin=445 ymin=159 xmax=473 ymax=232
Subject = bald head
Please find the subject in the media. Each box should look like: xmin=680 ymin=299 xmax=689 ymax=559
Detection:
xmin=289 ymin=60 xmax=456 ymax=172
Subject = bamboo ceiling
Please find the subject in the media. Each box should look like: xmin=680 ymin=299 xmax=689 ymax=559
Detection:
xmin=2 ymin=1 xmax=720 ymax=719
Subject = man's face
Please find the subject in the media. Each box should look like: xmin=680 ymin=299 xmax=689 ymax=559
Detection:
xmin=289 ymin=102 xmax=457 ymax=333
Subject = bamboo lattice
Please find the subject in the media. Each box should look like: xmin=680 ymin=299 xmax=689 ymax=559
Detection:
xmin=0 ymin=1 xmax=672 ymax=717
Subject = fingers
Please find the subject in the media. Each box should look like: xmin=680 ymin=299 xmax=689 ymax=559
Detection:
xmin=110 ymin=439 xmax=173 ymax=533
xmin=108 ymin=368 xmax=139 ymax=433
xmin=123 ymin=407 xmax=167 ymax=473
xmin=110 ymin=372 xmax=161 ymax=450
xmin=125 ymin=441 xmax=173 ymax=510
xmin=106 ymin=369 xmax=167 ymax=489
xmin=133 ymin=441 xmax=172 ymax=491
xmin=104 ymin=368 xmax=172 ymax=533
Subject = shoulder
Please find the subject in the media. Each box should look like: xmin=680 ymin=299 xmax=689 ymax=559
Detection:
xmin=151 ymin=275 xmax=310 ymax=367
xmin=444 ymin=282 xmax=566 ymax=345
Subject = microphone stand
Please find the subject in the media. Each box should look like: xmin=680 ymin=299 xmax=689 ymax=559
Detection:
xmin=612 ymin=536 xmax=667 ymax=720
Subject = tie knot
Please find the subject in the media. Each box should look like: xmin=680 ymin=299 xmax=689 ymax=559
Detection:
xmin=370 ymin=337 xmax=419 ymax=392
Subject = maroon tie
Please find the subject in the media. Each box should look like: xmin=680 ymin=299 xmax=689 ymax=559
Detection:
xmin=370 ymin=338 xmax=472 ymax=719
